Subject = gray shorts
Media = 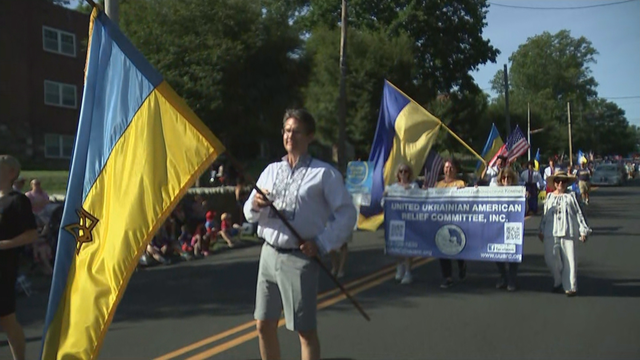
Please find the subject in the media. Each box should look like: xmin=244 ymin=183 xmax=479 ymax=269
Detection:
xmin=254 ymin=243 xmax=319 ymax=331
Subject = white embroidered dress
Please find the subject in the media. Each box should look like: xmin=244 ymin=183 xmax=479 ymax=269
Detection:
xmin=539 ymin=191 xmax=591 ymax=291
xmin=539 ymin=192 xmax=591 ymax=240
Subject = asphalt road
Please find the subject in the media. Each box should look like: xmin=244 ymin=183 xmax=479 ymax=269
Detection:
xmin=3 ymin=180 xmax=640 ymax=360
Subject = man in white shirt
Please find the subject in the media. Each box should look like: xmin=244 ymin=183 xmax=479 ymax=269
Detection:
xmin=543 ymin=157 xmax=561 ymax=194
xmin=520 ymin=160 xmax=543 ymax=215
xmin=244 ymin=109 xmax=357 ymax=360
xmin=484 ymin=155 xmax=507 ymax=187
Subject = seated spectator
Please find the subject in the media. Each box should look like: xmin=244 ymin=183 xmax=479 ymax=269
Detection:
xmin=178 ymin=225 xmax=193 ymax=253
xmin=32 ymin=216 xmax=53 ymax=275
xmin=191 ymin=223 xmax=210 ymax=257
xmin=218 ymin=212 xmax=240 ymax=247
xmin=25 ymin=178 xmax=49 ymax=216
xmin=145 ymin=223 xmax=191 ymax=264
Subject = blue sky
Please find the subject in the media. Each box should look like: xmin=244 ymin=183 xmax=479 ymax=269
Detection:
xmin=473 ymin=0 xmax=640 ymax=126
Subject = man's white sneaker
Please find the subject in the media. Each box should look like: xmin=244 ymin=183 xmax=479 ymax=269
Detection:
xmin=401 ymin=271 xmax=413 ymax=285
xmin=395 ymin=264 xmax=405 ymax=281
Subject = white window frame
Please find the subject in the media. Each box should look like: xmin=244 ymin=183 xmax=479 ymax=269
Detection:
xmin=42 ymin=26 xmax=76 ymax=57
xmin=44 ymin=80 xmax=77 ymax=109
xmin=44 ymin=134 xmax=75 ymax=159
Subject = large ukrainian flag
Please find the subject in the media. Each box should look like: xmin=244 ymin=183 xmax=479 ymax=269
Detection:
xmin=40 ymin=8 xmax=224 ymax=359
xmin=358 ymin=81 xmax=442 ymax=231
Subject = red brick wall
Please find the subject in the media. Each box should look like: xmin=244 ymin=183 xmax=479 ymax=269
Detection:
xmin=0 ymin=0 xmax=88 ymax=166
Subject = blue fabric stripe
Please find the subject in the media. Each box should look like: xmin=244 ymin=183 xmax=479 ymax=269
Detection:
xmin=82 ymin=14 xmax=156 ymax=201
xmin=361 ymin=81 xmax=410 ymax=218
xmin=40 ymin=14 xmax=105 ymax=352
xmin=476 ymin=124 xmax=501 ymax=170
xmin=97 ymin=12 xmax=163 ymax=87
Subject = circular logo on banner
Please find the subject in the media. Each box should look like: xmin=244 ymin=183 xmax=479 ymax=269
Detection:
xmin=435 ymin=225 xmax=467 ymax=256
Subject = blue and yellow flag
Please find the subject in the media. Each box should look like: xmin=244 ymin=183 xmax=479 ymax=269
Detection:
xmin=358 ymin=80 xmax=442 ymax=231
xmin=476 ymin=123 xmax=504 ymax=175
xmin=40 ymin=8 xmax=224 ymax=359
xmin=534 ymin=148 xmax=540 ymax=170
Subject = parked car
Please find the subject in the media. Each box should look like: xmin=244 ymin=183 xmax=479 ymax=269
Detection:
xmin=591 ymin=164 xmax=626 ymax=186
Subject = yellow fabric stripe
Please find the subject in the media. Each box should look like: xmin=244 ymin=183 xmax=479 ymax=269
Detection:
xmin=43 ymin=83 xmax=222 ymax=359
xmin=383 ymin=102 xmax=442 ymax=189
xmin=357 ymin=102 xmax=441 ymax=231
xmin=357 ymin=213 xmax=384 ymax=232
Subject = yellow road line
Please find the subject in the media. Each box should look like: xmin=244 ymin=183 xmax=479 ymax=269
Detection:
xmin=153 ymin=260 xmax=402 ymax=360
xmin=185 ymin=258 xmax=434 ymax=360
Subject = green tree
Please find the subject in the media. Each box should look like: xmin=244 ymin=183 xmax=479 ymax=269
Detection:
xmin=580 ymin=99 xmax=636 ymax=155
xmin=303 ymin=27 xmax=415 ymax=155
xmin=118 ymin=0 xmax=306 ymax=158
xmin=302 ymin=0 xmax=499 ymax=101
xmin=490 ymin=30 xmax=611 ymax=157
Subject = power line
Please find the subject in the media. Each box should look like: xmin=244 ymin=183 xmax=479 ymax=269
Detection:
xmin=489 ymin=0 xmax=638 ymax=10
xmin=602 ymin=96 xmax=640 ymax=100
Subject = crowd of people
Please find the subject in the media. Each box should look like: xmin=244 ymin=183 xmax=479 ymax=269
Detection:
xmin=140 ymin=196 xmax=248 ymax=267
xmin=384 ymin=154 xmax=592 ymax=296
xmin=0 ymin=107 xmax=610 ymax=360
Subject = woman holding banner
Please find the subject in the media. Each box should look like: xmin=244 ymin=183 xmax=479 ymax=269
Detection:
xmin=538 ymin=171 xmax=591 ymax=297
xmin=496 ymin=167 xmax=521 ymax=291
xmin=384 ymin=163 xmax=418 ymax=285
xmin=434 ymin=158 xmax=467 ymax=289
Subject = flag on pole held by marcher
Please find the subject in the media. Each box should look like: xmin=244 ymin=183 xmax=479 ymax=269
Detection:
xmin=534 ymin=148 xmax=541 ymax=171
xmin=40 ymin=8 xmax=225 ymax=360
xmin=423 ymin=151 xmax=444 ymax=188
xmin=358 ymin=80 xmax=442 ymax=231
xmin=476 ymin=123 xmax=504 ymax=174
xmin=505 ymin=125 xmax=530 ymax=163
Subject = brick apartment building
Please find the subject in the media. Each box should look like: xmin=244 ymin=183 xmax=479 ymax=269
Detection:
xmin=0 ymin=0 xmax=89 ymax=168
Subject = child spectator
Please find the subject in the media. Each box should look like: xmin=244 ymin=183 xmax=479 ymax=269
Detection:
xmin=33 ymin=217 xmax=53 ymax=275
xmin=219 ymin=213 xmax=240 ymax=247
xmin=191 ymin=223 xmax=209 ymax=257
xmin=178 ymin=225 xmax=193 ymax=253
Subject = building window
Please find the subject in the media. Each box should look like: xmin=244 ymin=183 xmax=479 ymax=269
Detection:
xmin=44 ymin=81 xmax=77 ymax=109
xmin=42 ymin=26 xmax=76 ymax=57
xmin=45 ymin=134 xmax=75 ymax=159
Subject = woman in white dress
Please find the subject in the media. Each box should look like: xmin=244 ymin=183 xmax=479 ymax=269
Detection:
xmin=383 ymin=163 xmax=418 ymax=285
xmin=538 ymin=170 xmax=591 ymax=296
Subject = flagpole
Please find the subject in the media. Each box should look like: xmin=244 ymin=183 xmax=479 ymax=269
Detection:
xmin=383 ymin=80 xmax=486 ymax=165
xmin=440 ymin=124 xmax=486 ymax=164
xmin=527 ymin=103 xmax=531 ymax=161
xmin=567 ymin=102 xmax=573 ymax=167
xmin=105 ymin=0 xmax=119 ymax=25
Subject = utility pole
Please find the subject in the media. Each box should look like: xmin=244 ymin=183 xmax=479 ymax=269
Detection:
xmin=527 ymin=102 xmax=531 ymax=161
xmin=503 ymin=64 xmax=511 ymax=136
xmin=105 ymin=0 xmax=119 ymax=24
xmin=337 ymin=0 xmax=348 ymax=173
xmin=567 ymin=102 xmax=573 ymax=167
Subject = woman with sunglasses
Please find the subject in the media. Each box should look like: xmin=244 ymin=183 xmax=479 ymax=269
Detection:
xmin=496 ymin=167 xmax=521 ymax=291
xmin=538 ymin=170 xmax=591 ymax=297
xmin=384 ymin=163 xmax=419 ymax=284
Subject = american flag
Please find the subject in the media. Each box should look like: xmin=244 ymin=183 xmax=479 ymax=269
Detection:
xmin=423 ymin=150 xmax=444 ymax=188
xmin=505 ymin=125 xmax=530 ymax=163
